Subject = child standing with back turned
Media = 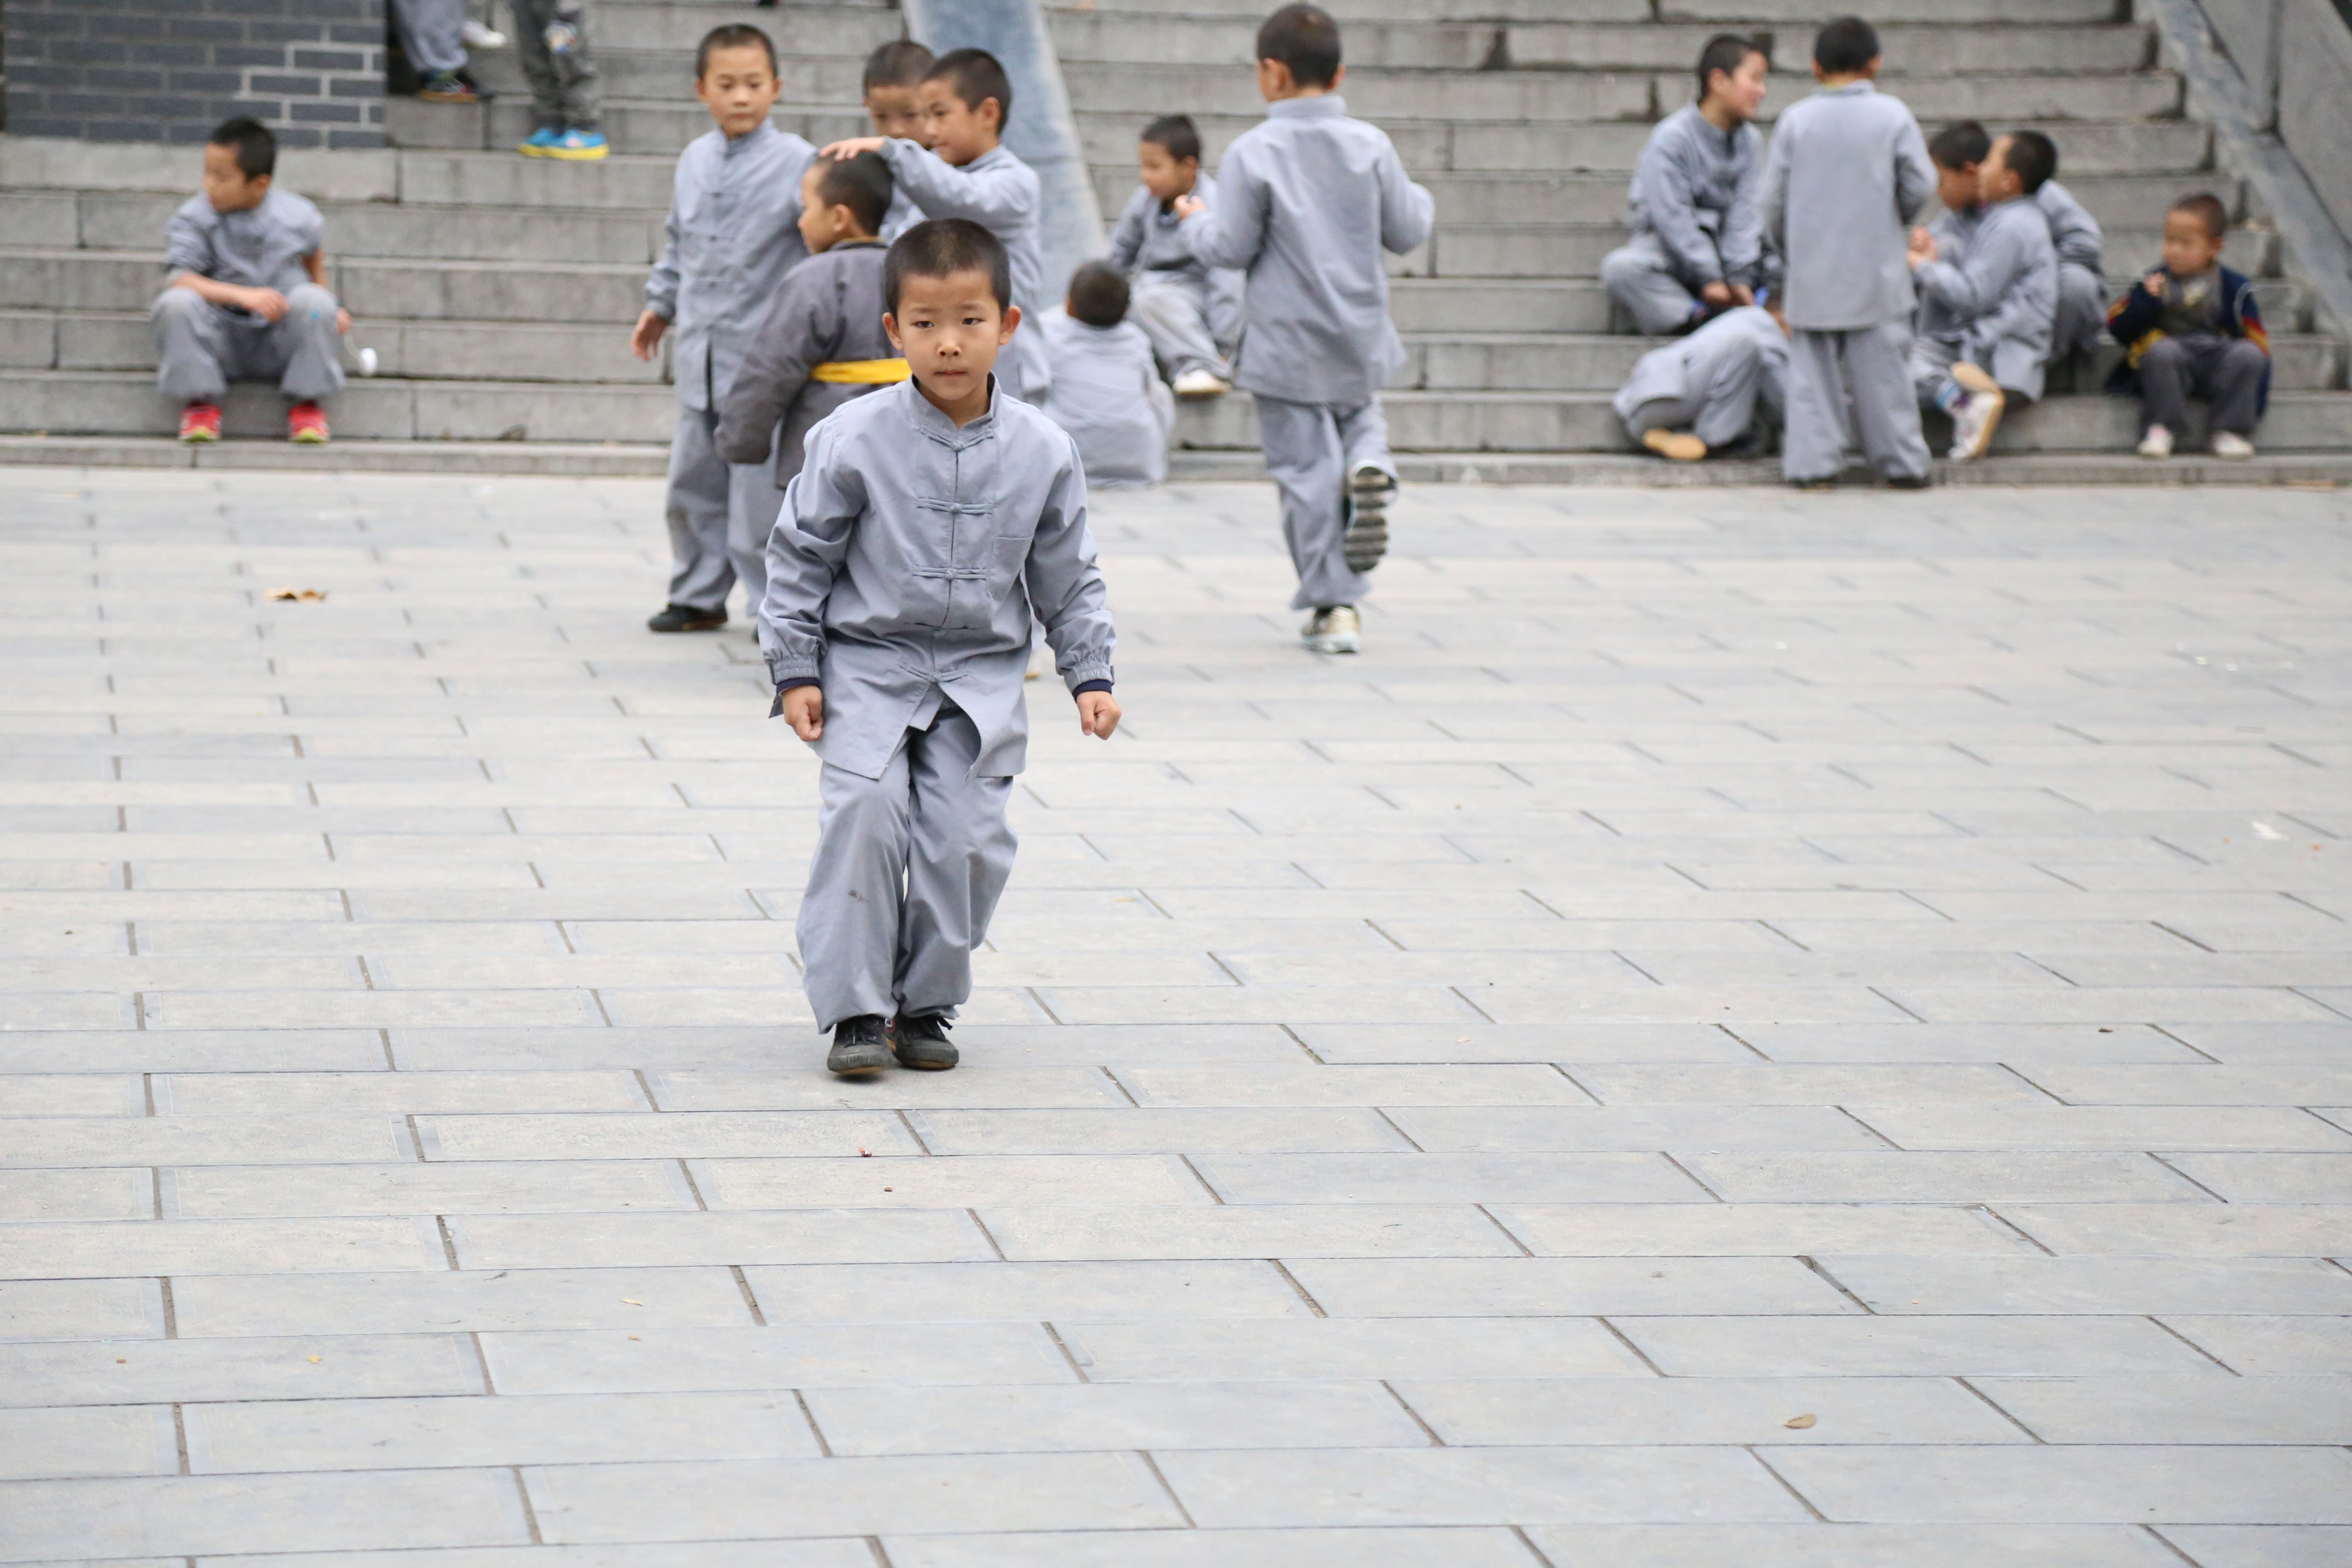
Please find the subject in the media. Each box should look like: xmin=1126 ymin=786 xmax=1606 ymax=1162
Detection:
xmin=1761 ymin=15 xmax=1937 ymax=488
xmin=762 ymin=220 xmax=1120 ymax=1077
xmin=1175 ymin=3 xmax=1434 ymax=655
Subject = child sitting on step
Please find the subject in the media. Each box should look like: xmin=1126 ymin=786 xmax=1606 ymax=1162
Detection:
xmin=1617 ymin=303 xmax=1790 ymax=461
xmin=153 ymin=117 xmax=351 ymax=446
xmin=1038 ymin=260 xmax=1178 ymax=487
xmin=2033 ymin=142 xmax=2108 ymax=368
xmin=2108 ymin=192 xmax=2269 ymax=459
xmin=1107 ymin=113 xmax=1244 ymax=398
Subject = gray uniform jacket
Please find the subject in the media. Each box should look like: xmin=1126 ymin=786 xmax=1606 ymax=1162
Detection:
xmin=1611 ymin=303 xmax=1788 ymax=422
xmin=759 ymin=379 xmax=1116 ymax=781
xmin=1626 ymin=104 xmax=1767 ymax=288
xmin=645 ymin=124 xmax=816 ymax=412
xmin=1177 ymin=95 xmax=1435 ymax=408
xmin=164 ymin=188 xmax=326 ymax=293
xmin=1036 ymin=309 xmax=1173 ymax=488
xmin=2037 ymin=179 xmax=2104 ymax=282
xmin=1913 ymin=195 xmax=2058 ymax=398
xmin=878 ymin=140 xmax=1045 ymax=395
xmin=1761 ymin=82 xmax=1936 ymax=331
xmin=1914 ymin=204 xmax=1984 ymax=344
xmin=1107 ymin=174 xmax=1243 ymax=346
xmin=714 ymin=241 xmax=893 ymax=487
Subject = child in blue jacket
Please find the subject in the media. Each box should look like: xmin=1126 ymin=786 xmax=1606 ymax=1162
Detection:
xmin=2107 ymin=192 xmax=2269 ymax=459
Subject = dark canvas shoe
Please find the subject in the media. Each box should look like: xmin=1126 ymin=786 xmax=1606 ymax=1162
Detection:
xmin=647 ymin=603 xmax=727 ymax=633
xmin=826 ymin=1015 xmax=891 ymax=1075
xmin=1342 ymin=464 xmax=1394 ymax=573
xmin=890 ymin=1013 xmax=959 ymax=1070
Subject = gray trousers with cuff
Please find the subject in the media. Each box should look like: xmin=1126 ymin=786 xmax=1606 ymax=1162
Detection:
xmin=1254 ymin=393 xmax=1393 ymax=612
xmin=1130 ymin=278 xmax=1228 ymax=380
xmin=798 ymin=699 xmax=1016 ymax=1032
xmin=2055 ymin=263 xmax=2107 ymax=359
xmin=666 ymin=405 xmax=789 ymax=614
xmin=1623 ymin=331 xmax=1772 ymax=451
xmin=1782 ymin=320 xmax=1930 ymax=484
xmin=1602 ymin=230 xmax=1713 ymax=336
xmin=511 ymin=0 xmax=601 ymax=129
xmin=152 ymin=285 xmax=345 ymax=404
xmin=391 ymin=0 xmax=466 ymax=76
xmin=2139 ymin=333 xmax=2267 ymax=437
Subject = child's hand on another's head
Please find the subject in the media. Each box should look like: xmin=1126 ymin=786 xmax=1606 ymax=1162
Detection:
xmin=821 ymin=136 xmax=888 ymax=160
xmin=782 ymin=685 xmax=824 ymax=741
xmin=1171 ymin=193 xmax=1204 ymax=221
xmin=1076 ymin=690 xmax=1121 ymax=739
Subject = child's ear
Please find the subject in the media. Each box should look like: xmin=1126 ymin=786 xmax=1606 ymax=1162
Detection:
xmin=980 ymin=96 xmax=1003 ymax=132
xmin=883 ymin=312 xmax=903 ymax=350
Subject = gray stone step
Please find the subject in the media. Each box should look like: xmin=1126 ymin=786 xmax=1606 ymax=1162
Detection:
xmin=465 ymin=44 xmax=870 ymax=104
xmin=586 ymin=2 xmax=900 ymax=55
xmin=0 ymin=370 xmax=676 ymax=442
xmin=1060 ymin=0 xmax=2122 ymax=17
xmin=0 ymin=190 xmax=667 ymax=265
xmin=1059 ymin=63 xmax=1655 ymax=121
xmin=386 ymin=96 xmax=870 ymax=158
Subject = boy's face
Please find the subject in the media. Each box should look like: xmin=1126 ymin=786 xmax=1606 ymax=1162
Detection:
xmin=887 ymin=267 xmax=1017 ymax=407
xmin=1706 ymin=52 xmax=1770 ymax=121
xmin=2162 ymin=210 xmax=2224 ymax=276
xmin=921 ymin=83 xmax=999 ymax=167
xmin=797 ymin=162 xmax=842 ymax=254
xmin=866 ymin=83 xmax=926 ymax=142
xmin=201 ymin=144 xmax=270 ymax=214
xmin=1978 ymin=137 xmax=2023 ymax=204
xmin=1138 ymin=141 xmax=1197 ymax=205
xmin=1933 ymin=159 xmax=1979 ymax=215
xmin=696 ymin=45 xmax=781 ymax=139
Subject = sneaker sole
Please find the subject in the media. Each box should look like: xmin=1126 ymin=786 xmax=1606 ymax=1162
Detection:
xmin=517 ymin=144 xmax=551 ymax=157
xmin=1344 ymin=469 xmax=1393 ymax=573
xmin=289 ymin=432 xmax=328 ymax=444
xmin=179 ymin=431 xmax=219 ymax=444
xmin=894 ymin=1048 xmax=958 ymax=1071
xmin=1642 ymin=429 xmax=1707 ymax=462
xmin=1949 ymin=364 xmax=2005 ymax=461
xmin=1302 ymin=634 xmax=1360 ymax=654
xmin=827 ymin=1047 xmax=892 ymax=1075
xmin=540 ymin=147 xmax=609 ymax=160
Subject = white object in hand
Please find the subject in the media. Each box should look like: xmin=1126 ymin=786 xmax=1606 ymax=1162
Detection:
xmin=357 ymin=347 xmax=379 ymax=377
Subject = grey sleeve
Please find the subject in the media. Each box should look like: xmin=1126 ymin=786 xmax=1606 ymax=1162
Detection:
xmin=1179 ymin=141 xmax=1268 ymax=272
xmin=1024 ymin=435 xmax=1117 ymax=692
xmin=646 ymin=196 xmax=683 ymax=319
xmin=717 ymin=263 xmax=841 ymax=466
xmin=1636 ymin=126 xmax=1722 ymax=281
xmin=2041 ymin=184 xmax=2104 ymax=279
xmin=1106 ymin=190 xmax=1148 ymax=270
xmin=1893 ymin=115 xmax=1938 ymax=227
xmin=1377 ymin=135 xmax=1436 ymax=256
xmin=163 ymin=206 xmax=214 ymax=279
xmin=884 ymin=141 xmax=1031 ymax=227
xmin=1914 ymin=221 xmax=2026 ymax=322
xmin=1720 ymin=135 xmax=1766 ymax=286
xmin=757 ymin=420 xmax=864 ymax=686
xmin=1759 ymin=127 xmax=1792 ymax=255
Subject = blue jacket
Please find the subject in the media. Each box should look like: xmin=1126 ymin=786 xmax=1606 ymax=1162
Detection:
xmin=2104 ymin=262 xmax=2269 ymax=414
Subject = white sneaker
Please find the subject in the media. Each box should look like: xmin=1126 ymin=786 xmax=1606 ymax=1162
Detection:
xmin=2211 ymin=431 xmax=2256 ymax=459
xmin=2138 ymin=423 xmax=2174 ymax=459
xmin=1172 ymin=368 xmax=1229 ymax=398
xmin=462 ymin=18 xmax=507 ymax=46
xmin=1301 ymin=605 xmax=1360 ymax=654
xmin=1946 ymin=363 xmax=2005 ymax=460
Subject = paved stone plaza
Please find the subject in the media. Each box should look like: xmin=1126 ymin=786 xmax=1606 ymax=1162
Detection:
xmin=2 ymin=467 xmax=2350 ymax=1565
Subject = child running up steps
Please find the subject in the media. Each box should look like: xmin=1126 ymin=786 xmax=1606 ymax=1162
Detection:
xmin=634 ymin=25 xmax=815 ymax=635
xmin=822 ymin=50 xmax=1048 ymax=401
xmin=1108 ymin=114 xmax=1244 ymax=398
xmin=1174 ymin=3 xmax=1434 ymax=655
xmin=1762 ymin=15 xmax=1937 ymax=488
xmin=2109 ymin=192 xmax=2269 ymax=459
xmin=1908 ymin=125 xmax=2058 ymax=462
xmin=1039 ymin=260 xmax=1178 ymax=487
xmin=1602 ymin=34 xmax=1773 ymax=337
xmin=762 ymin=220 xmax=1120 ymax=1077
xmin=859 ymin=39 xmax=933 ymax=240
xmin=715 ymin=153 xmax=900 ymax=492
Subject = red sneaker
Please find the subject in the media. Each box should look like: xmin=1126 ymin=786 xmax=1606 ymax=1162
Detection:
xmin=178 ymin=402 xmax=222 ymax=442
xmin=288 ymin=401 xmax=330 ymax=444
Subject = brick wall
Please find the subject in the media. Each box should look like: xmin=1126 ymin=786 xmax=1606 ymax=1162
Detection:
xmin=3 ymin=0 xmax=388 ymax=149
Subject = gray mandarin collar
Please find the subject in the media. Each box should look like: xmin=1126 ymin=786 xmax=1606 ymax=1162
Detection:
xmin=723 ymin=122 xmax=778 ymax=158
xmin=900 ymin=377 xmax=1001 ymax=445
xmin=1269 ymin=95 xmax=1344 ymax=119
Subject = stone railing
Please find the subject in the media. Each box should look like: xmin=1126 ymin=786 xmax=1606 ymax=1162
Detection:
xmin=2199 ymin=0 xmax=2352 ymax=242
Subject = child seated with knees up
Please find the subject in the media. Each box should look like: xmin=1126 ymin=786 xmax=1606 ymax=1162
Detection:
xmin=1038 ymin=260 xmax=1177 ymax=487
xmin=716 ymin=152 xmax=900 ymax=493
xmin=860 ymin=38 xmax=933 ymax=240
xmin=761 ymin=219 xmax=1119 ymax=1078
xmin=2107 ymin=192 xmax=2269 ymax=459
xmin=821 ymin=49 xmax=1048 ymax=401
xmin=1107 ymin=114 xmax=1244 ymax=398
xmin=1907 ymin=125 xmax=2058 ymax=462
xmin=1616 ymin=303 xmax=1790 ymax=461
xmin=153 ymin=117 xmax=352 ymax=445
xmin=2032 ymin=140 xmax=2108 ymax=366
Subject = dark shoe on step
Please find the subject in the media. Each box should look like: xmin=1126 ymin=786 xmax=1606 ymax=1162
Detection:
xmin=648 ymin=603 xmax=727 ymax=633
xmin=891 ymin=1012 xmax=959 ymax=1070
xmin=827 ymin=1014 xmax=892 ymax=1075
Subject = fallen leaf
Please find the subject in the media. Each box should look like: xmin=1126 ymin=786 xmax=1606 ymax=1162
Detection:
xmin=307 ymin=1355 xmax=322 ymax=1363
xmin=1785 ymin=1413 xmax=1816 ymax=1429
xmin=621 ymin=1298 xmax=642 ymax=1306
xmin=883 ymin=1187 xmax=893 ymax=1192
xmin=116 ymin=1358 xmax=127 ymax=1364
xmin=628 ymin=1334 xmax=640 ymax=1341
xmin=859 ymin=1148 xmax=872 ymax=1157
xmin=266 ymin=586 xmax=328 ymax=602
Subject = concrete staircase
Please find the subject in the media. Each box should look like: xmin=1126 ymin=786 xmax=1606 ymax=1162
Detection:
xmin=2 ymin=0 xmax=2349 ymax=480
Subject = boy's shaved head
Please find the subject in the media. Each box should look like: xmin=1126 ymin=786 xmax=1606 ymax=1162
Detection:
xmin=1813 ymin=15 xmax=1879 ymax=74
xmin=1257 ymin=3 xmax=1341 ymax=89
xmin=1067 ymin=261 xmax=1130 ymax=328
xmin=1695 ymin=34 xmax=1765 ymax=101
xmin=697 ymin=22 xmax=775 ymax=77
xmin=864 ymin=38 xmax=933 ymax=92
xmin=1928 ymin=119 xmax=1989 ymax=171
xmin=2171 ymin=191 xmax=2230 ymax=241
xmin=885 ymin=217 xmax=1011 ymax=314
xmin=208 ymin=116 xmax=276 ymax=179
xmin=1142 ymin=113 xmax=1202 ymax=165
xmin=925 ymin=47 xmax=1014 ymax=130
xmin=1999 ymin=129 xmax=2056 ymax=194
xmin=816 ymin=151 xmax=894 ymax=235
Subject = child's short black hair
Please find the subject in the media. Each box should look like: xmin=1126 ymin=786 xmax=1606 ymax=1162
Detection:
xmin=925 ymin=47 xmax=1013 ymax=129
xmin=696 ymin=23 xmax=776 ymax=79
xmin=208 ymin=116 xmax=276 ymax=180
xmin=1141 ymin=113 xmax=1202 ymax=165
xmin=816 ymin=151 xmax=894 ymax=236
xmin=1067 ymin=260 xmax=1130 ymax=328
xmin=864 ymin=38 xmax=933 ymax=93
xmin=1999 ymin=129 xmax=2056 ymax=195
xmin=885 ymin=217 xmax=1011 ymax=314
xmin=2171 ymin=191 xmax=2230 ymax=241
xmin=1927 ymin=120 xmax=1990 ymax=172
xmin=1813 ymin=15 xmax=1880 ymax=74
xmin=1257 ymin=3 xmax=1341 ymax=89
xmin=1695 ymin=34 xmax=1765 ymax=101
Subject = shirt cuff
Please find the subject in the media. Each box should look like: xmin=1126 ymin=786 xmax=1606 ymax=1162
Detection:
xmin=1072 ymin=679 xmax=1113 ymax=696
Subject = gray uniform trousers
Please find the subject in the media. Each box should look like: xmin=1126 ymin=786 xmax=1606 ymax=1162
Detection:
xmin=511 ymin=0 xmax=600 ymax=129
xmin=390 ymin=0 xmax=465 ymax=76
xmin=1782 ymin=320 xmax=1930 ymax=484
xmin=1602 ymin=230 xmax=1712 ymax=336
xmin=2139 ymin=334 xmax=2267 ymax=437
xmin=798 ymin=698 xmax=1016 ymax=1031
xmin=2055 ymin=263 xmax=2107 ymax=359
xmin=1254 ymin=395 xmax=1393 ymax=612
xmin=1623 ymin=328 xmax=1773 ymax=450
xmin=666 ymin=405 xmax=789 ymax=614
xmin=1129 ymin=277 xmax=1228 ymax=380
xmin=151 ymin=284 xmax=344 ymax=404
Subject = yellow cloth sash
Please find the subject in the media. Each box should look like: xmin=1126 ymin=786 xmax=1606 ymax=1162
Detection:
xmin=810 ymin=358 xmax=912 ymax=384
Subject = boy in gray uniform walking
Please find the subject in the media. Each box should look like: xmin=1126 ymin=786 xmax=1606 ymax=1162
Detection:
xmin=634 ymin=25 xmax=815 ymax=634
xmin=763 ymin=220 xmax=1119 ymax=1076
xmin=1602 ymin=34 xmax=1772 ymax=337
xmin=1761 ymin=15 xmax=1937 ymax=488
xmin=1175 ymin=3 xmax=1434 ymax=655
xmin=1107 ymin=114 xmax=1244 ymax=398
xmin=1908 ymin=128 xmax=2059 ymax=461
